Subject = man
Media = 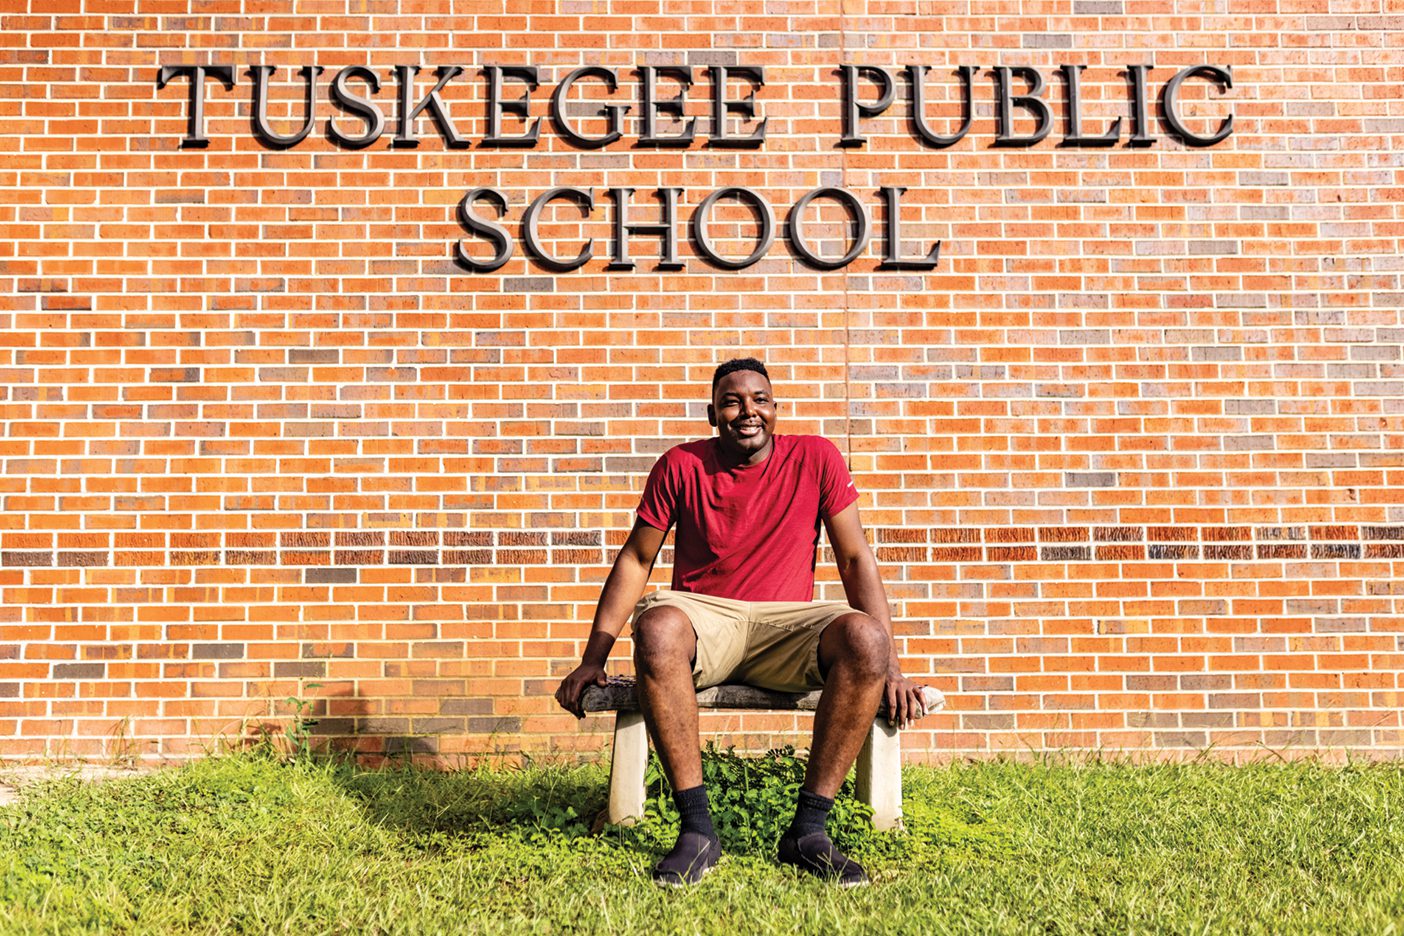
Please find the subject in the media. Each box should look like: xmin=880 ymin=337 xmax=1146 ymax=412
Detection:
xmin=555 ymin=357 xmax=926 ymax=887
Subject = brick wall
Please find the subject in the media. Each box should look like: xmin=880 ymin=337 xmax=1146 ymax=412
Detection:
xmin=2 ymin=1 xmax=1401 ymax=764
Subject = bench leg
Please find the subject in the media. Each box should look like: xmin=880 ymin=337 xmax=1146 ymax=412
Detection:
xmin=606 ymin=710 xmax=648 ymax=826
xmin=855 ymin=718 xmax=903 ymax=831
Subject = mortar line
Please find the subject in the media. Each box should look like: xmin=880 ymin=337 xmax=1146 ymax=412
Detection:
xmin=840 ymin=3 xmax=852 ymax=470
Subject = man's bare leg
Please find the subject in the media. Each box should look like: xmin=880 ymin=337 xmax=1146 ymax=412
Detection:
xmin=805 ymin=612 xmax=889 ymax=795
xmin=632 ymin=606 xmax=702 ymax=789
xmin=778 ymin=611 xmax=888 ymax=886
xmin=632 ymin=606 xmax=718 ymax=885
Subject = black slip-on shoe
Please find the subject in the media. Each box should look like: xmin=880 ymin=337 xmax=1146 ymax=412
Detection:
xmin=652 ymin=830 xmax=721 ymax=887
xmin=777 ymin=831 xmax=869 ymax=887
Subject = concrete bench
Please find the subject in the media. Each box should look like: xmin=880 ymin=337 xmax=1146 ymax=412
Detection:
xmin=581 ymin=677 xmax=945 ymax=831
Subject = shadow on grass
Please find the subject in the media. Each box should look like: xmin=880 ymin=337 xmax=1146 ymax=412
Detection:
xmin=332 ymin=746 xmax=851 ymax=850
xmin=314 ymin=743 xmax=1006 ymax=866
xmin=323 ymin=756 xmax=613 ymax=841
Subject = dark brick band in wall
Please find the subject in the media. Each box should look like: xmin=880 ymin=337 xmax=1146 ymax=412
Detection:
xmin=3 ymin=525 xmax=1402 ymax=570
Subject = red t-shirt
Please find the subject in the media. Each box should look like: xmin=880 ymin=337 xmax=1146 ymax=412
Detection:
xmin=635 ymin=434 xmax=860 ymax=602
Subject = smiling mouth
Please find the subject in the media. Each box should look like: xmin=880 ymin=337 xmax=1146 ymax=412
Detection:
xmin=734 ymin=423 xmax=763 ymax=438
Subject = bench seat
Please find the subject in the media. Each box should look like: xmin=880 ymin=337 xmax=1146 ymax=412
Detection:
xmin=581 ymin=677 xmax=945 ymax=830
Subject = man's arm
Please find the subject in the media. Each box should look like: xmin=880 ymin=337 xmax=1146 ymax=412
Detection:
xmin=822 ymin=502 xmax=926 ymax=729
xmin=554 ymin=517 xmax=669 ymax=718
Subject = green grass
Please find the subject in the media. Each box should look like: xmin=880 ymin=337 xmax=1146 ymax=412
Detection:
xmin=2 ymin=749 xmax=1402 ymax=935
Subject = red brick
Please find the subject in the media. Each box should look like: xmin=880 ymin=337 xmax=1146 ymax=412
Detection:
xmin=3 ymin=11 xmax=1401 ymax=764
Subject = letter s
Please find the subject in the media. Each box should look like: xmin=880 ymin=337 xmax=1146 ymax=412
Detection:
xmin=455 ymin=188 xmax=513 ymax=272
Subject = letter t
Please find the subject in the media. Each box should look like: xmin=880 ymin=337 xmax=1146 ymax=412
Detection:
xmin=156 ymin=65 xmax=236 ymax=147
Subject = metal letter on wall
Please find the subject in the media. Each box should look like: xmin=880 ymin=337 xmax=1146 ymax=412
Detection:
xmin=637 ymin=66 xmax=695 ymax=146
xmin=691 ymin=187 xmax=776 ymax=269
xmin=523 ymin=187 xmax=596 ymax=271
xmin=156 ymin=64 xmax=235 ymax=147
xmin=839 ymin=64 xmax=896 ymax=147
xmin=328 ymin=65 xmax=386 ymax=148
xmin=482 ymin=65 xmax=542 ymax=147
xmin=1125 ymin=65 xmax=1155 ymax=146
xmin=550 ymin=67 xmax=627 ymax=148
xmin=248 ymin=65 xmax=324 ymax=148
xmin=908 ymin=65 xmax=976 ymax=148
xmin=608 ymin=187 xmax=684 ymax=270
xmin=708 ymin=66 xmax=767 ymax=148
xmin=1060 ymin=64 xmax=1120 ymax=147
xmin=456 ymin=188 xmax=514 ymax=272
xmin=395 ymin=64 xmax=470 ymax=147
xmin=788 ymin=187 xmax=871 ymax=270
xmin=1162 ymin=65 xmax=1233 ymax=147
xmin=994 ymin=66 xmax=1053 ymax=147
xmin=879 ymin=187 xmax=940 ymax=270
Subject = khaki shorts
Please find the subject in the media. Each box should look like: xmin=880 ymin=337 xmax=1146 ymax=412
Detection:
xmin=632 ymin=589 xmax=860 ymax=693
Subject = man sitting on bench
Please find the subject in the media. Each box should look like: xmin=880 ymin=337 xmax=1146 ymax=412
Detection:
xmin=555 ymin=357 xmax=926 ymax=887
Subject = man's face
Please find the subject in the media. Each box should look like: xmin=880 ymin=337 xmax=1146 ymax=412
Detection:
xmin=708 ymin=369 xmax=778 ymax=463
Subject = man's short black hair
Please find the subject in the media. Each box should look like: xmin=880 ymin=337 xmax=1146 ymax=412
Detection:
xmin=712 ymin=357 xmax=770 ymax=394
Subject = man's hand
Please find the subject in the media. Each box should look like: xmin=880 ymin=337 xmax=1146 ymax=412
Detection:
xmin=555 ymin=662 xmax=608 ymax=719
xmin=884 ymin=665 xmax=926 ymax=730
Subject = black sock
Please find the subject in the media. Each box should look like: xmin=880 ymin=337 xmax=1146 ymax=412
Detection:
xmin=785 ymin=788 xmax=834 ymax=840
xmin=674 ymin=784 xmax=716 ymax=841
